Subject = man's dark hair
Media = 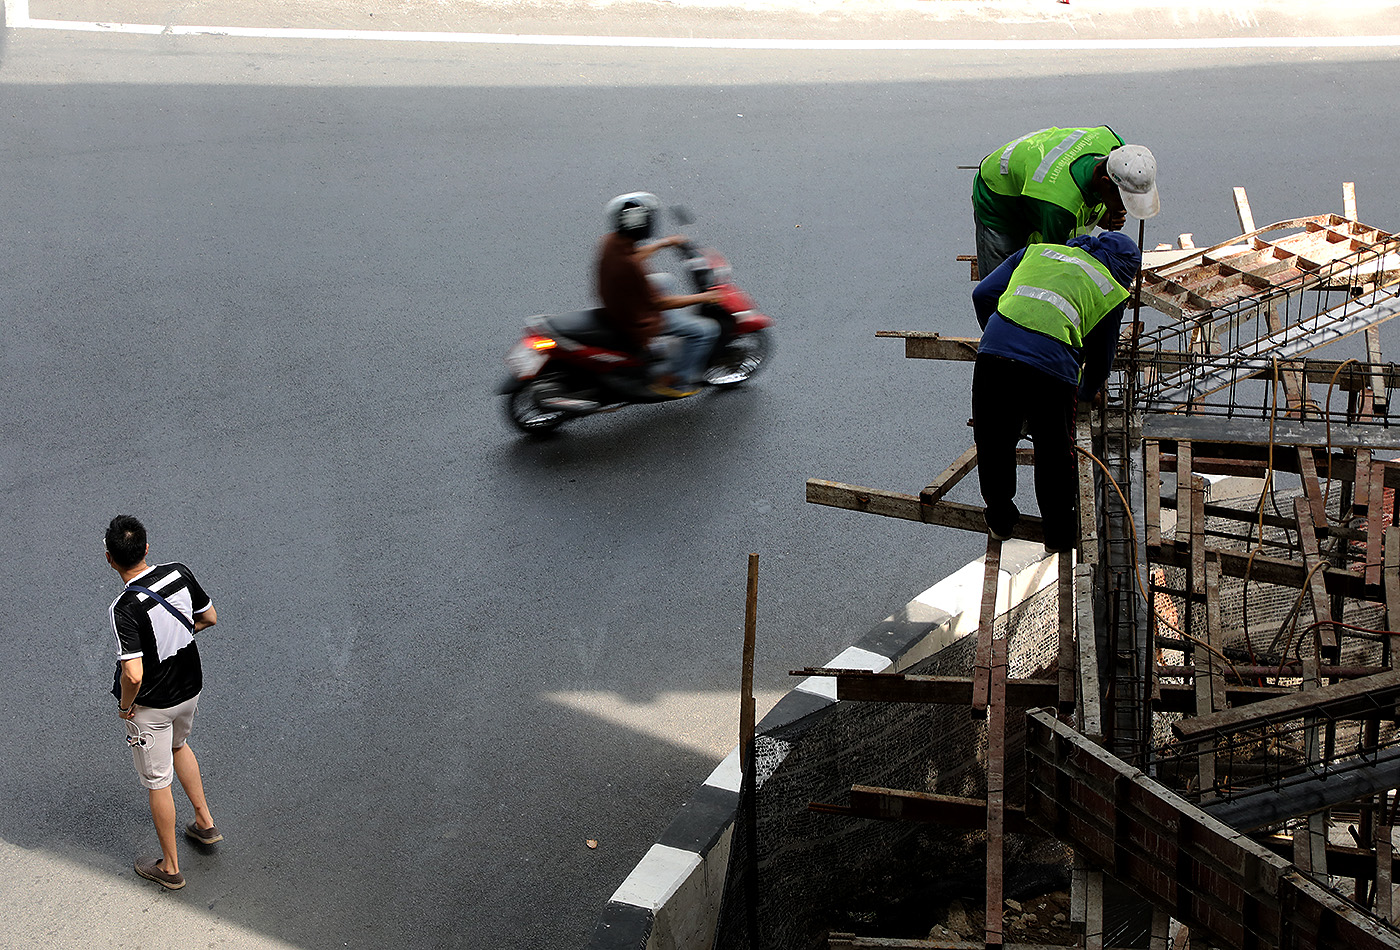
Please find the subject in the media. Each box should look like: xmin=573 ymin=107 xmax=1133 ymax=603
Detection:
xmin=105 ymin=515 xmax=147 ymax=569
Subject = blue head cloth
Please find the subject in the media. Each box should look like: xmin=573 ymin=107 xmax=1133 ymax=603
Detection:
xmin=1066 ymin=232 xmax=1142 ymax=290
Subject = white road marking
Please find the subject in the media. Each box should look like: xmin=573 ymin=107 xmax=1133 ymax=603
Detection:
xmin=7 ymin=8 xmax=1400 ymax=51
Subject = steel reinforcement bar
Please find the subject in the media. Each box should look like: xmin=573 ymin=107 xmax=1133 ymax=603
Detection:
xmin=1023 ymin=709 xmax=1400 ymax=950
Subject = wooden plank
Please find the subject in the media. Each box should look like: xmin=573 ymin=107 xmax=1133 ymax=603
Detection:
xmin=1076 ymin=415 xmax=1098 ymax=564
xmin=1145 ymin=440 xmax=1162 ymax=549
xmin=806 ymin=479 xmax=1047 ymax=543
xmin=1084 ymin=869 xmax=1105 ymax=950
xmin=1057 ymin=554 xmax=1076 ymax=712
xmin=796 ymin=669 xmax=1060 ymax=707
xmin=1155 ymin=683 xmax=1297 ymax=713
xmin=1076 ymin=563 xmax=1102 ymax=735
xmin=1198 ymin=556 xmax=1226 ymax=802
xmin=920 ymin=444 xmax=979 ymax=506
xmin=1151 ymin=538 xmax=1381 ymax=603
xmin=986 ymin=636 xmax=1007 ymax=948
xmin=972 ymin=537 xmax=1002 ymax=715
xmin=1156 ymin=443 xmax=1400 ymax=493
xmin=874 ymin=331 xmax=980 ymax=362
xmin=1368 ymin=327 xmax=1390 ymax=414
xmin=1188 ymin=475 xmax=1207 ymax=659
xmin=1234 ymin=186 xmax=1257 ymax=234
xmin=828 ymin=936 xmax=1077 ymax=950
xmin=1378 ymin=809 xmax=1394 ymax=919
xmin=1345 ymin=181 xmax=1359 ymax=221
xmin=830 ymin=786 xmax=1034 ymax=833
xmin=1150 ymin=910 xmax=1171 ymax=950
xmin=1142 ymin=414 xmax=1400 ymax=452
xmin=1368 ymin=457 xmax=1386 ymax=588
xmin=1298 ymin=440 xmax=1330 ymax=531
xmin=1386 ymin=527 xmax=1400 ymax=664
xmin=1171 ymin=667 xmax=1400 ymax=741
xmin=1296 ymin=496 xmax=1340 ymax=662
xmin=1175 ymin=443 xmax=1193 ymax=548
xmin=740 ymin=554 xmax=758 ymax=772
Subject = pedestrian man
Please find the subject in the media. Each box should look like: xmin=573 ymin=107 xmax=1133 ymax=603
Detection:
xmin=106 ymin=514 xmax=222 ymax=890
xmin=969 ymin=232 xmax=1142 ymax=552
xmin=972 ymin=126 xmax=1159 ymax=277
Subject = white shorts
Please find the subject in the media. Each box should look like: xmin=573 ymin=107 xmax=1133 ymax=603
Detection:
xmin=127 ymin=694 xmax=200 ymax=790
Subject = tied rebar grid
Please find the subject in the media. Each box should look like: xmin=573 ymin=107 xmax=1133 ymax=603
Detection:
xmin=1136 ymin=234 xmax=1400 ymax=424
xmin=1101 ymin=374 xmax=1149 ymax=760
xmin=1153 ymin=687 xmax=1400 ymax=821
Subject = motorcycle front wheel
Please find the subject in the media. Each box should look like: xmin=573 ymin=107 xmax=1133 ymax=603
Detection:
xmin=703 ymin=329 xmax=772 ymax=387
xmin=504 ymin=376 xmax=568 ymax=434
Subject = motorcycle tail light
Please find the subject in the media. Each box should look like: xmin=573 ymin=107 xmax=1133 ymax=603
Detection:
xmin=527 ymin=335 xmax=557 ymax=351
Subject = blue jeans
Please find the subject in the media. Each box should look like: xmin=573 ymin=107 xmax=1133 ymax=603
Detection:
xmin=647 ymin=274 xmax=720 ymax=386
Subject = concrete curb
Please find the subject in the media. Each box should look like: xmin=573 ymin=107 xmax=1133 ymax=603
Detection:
xmin=584 ymin=538 xmax=1061 ymax=950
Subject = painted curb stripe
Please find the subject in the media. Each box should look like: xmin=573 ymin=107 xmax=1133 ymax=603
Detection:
xmin=609 ymin=844 xmax=704 ymax=911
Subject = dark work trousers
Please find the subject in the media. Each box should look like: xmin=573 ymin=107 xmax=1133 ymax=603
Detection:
xmin=972 ymin=354 xmax=1080 ymax=550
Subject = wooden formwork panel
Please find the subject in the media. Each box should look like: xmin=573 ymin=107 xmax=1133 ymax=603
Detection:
xmin=1142 ymin=215 xmax=1400 ymax=319
xmin=1024 ymin=711 xmax=1400 ymax=950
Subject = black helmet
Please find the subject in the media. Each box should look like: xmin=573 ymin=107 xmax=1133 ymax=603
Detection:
xmin=606 ymin=192 xmax=660 ymax=240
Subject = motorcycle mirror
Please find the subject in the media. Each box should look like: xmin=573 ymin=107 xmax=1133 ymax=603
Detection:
xmin=670 ymin=205 xmax=695 ymax=228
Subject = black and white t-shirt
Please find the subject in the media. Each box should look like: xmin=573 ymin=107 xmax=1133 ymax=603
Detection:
xmin=109 ymin=562 xmax=211 ymax=708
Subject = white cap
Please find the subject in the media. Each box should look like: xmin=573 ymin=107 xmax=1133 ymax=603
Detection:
xmin=1106 ymin=145 xmax=1160 ymax=219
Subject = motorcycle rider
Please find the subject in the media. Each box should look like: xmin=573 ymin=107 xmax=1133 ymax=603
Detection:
xmin=596 ymin=192 xmax=723 ymax=398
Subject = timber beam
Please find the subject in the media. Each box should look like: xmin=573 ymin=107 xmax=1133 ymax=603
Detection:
xmin=810 ymin=786 xmax=1037 ymax=834
xmin=806 ymin=478 xmax=1047 ymax=542
xmin=875 ymin=330 xmax=979 ymax=362
xmin=791 ymin=668 xmax=1058 ymax=707
xmin=829 ymin=936 xmax=1076 ymax=950
xmin=1172 ymin=668 xmax=1400 ymax=742
xmin=1151 ymin=538 xmax=1382 ymax=602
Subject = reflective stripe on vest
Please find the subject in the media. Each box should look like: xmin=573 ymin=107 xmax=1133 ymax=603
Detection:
xmin=999 ymin=128 xmax=1047 ymax=176
xmin=1031 ymin=129 xmax=1087 ymax=183
xmin=1037 ymin=247 xmax=1119 ymax=296
xmin=997 ymin=245 xmax=1129 ymax=350
xmin=979 ymin=127 xmax=1125 ymax=230
xmin=1011 ymin=285 xmax=1082 ymax=330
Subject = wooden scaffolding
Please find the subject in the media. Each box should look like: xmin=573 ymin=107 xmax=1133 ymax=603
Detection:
xmin=801 ymin=185 xmax=1400 ymax=950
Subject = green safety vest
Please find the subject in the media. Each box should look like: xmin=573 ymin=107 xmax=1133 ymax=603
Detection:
xmin=978 ymin=127 xmax=1125 ymax=238
xmin=998 ymin=244 xmax=1129 ymax=350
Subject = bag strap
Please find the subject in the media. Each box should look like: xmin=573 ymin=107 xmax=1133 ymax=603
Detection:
xmin=126 ymin=583 xmax=196 ymax=633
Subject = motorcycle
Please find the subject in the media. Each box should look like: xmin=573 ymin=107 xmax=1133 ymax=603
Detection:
xmin=500 ymin=223 xmax=774 ymax=435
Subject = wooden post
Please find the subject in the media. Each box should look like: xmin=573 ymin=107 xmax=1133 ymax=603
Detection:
xmin=1378 ymin=796 xmax=1394 ymax=919
xmin=971 ymin=536 xmax=1002 ymax=715
xmin=740 ymin=553 xmax=759 ymax=771
xmin=1058 ymin=554 xmax=1076 ymax=714
xmin=1234 ymin=186 xmax=1257 ymax=234
xmin=740 ymin=553 xmax=760 ymax=948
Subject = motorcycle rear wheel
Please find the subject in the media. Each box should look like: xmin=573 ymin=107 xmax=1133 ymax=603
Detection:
xmin=505 ymin=377 xmax=568 ymax=434
xmin=703 ymin=329 xmax=772 ymax=387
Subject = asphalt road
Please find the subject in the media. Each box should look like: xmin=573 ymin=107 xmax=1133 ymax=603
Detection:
xmin=3 ymin=7 xmax=1400 ymax=949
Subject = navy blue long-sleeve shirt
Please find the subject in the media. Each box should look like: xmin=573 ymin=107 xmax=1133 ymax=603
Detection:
xmin=973 ymin=247 xmax=1127 ymax=401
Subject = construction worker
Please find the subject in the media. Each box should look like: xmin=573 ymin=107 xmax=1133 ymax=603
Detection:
xmin=972 ymin=127 xmax=1159 ymax=278
xmin=970 ymin=232 xmax=1142 ymax=552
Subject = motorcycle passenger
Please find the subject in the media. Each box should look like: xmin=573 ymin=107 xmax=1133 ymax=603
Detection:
xmin=596 ymin=192 xmax=722 ymax=398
